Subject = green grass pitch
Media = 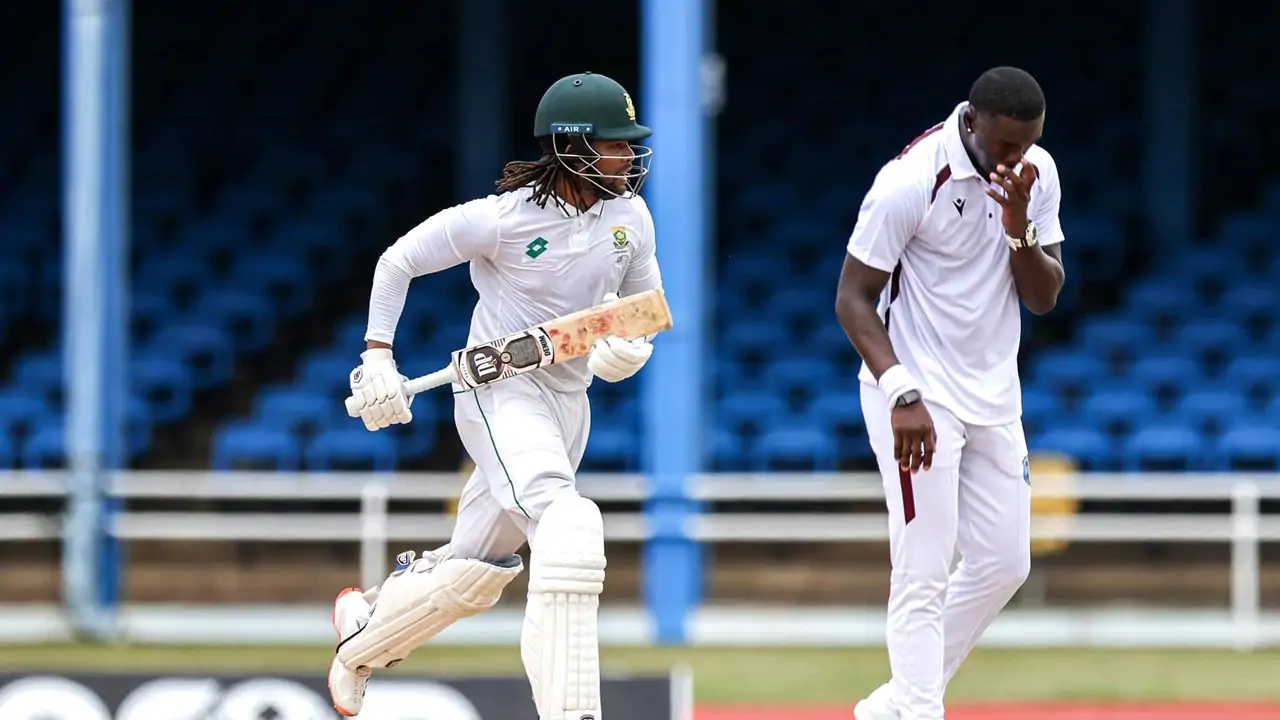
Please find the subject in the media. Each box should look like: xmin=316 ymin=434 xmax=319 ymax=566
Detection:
xmin=2 ymin=644 xmax=1279 ymax=704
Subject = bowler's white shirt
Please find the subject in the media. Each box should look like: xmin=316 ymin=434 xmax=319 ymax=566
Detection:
xmin=367 ymin=186 xmax=663 ymax=392
xmin=847 ymin=102 xmax=1065 ymax=425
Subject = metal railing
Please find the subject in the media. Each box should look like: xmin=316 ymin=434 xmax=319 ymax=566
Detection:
xmin=5 ymin=470 xmax=1280 ymax=647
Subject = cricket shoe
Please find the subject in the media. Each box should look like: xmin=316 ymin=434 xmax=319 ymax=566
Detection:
xmin=328 ymin=587 xmax=373 ymax=717
xmin=853 ymin=682 xmax=900 ymax=720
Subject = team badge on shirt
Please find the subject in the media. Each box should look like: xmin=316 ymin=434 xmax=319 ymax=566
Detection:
xmin=611 ymin=226 xmax=629 ymax=249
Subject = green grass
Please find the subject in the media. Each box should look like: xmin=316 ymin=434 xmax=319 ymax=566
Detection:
xmin=3 ymin=644 xmax=1279 ymax=704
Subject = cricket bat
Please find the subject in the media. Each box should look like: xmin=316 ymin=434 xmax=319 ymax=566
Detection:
xmin=345 ymin=288 xmax=673 ymax=417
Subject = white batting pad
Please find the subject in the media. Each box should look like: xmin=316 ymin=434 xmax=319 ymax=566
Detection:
xmin=521 ymin=495 xmax=607 ymax=720
xmin=337 ymin=552 xmax=523 ymax=669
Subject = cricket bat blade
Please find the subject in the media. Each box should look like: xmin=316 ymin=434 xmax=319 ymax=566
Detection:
xmin=344 ymin=289 xmax=672 ymax=417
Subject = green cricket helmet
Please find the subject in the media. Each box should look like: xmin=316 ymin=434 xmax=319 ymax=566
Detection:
xmin=533 ymin=71 xmax=653 ymax=198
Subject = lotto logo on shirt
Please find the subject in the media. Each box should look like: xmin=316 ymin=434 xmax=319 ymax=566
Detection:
xmin=526 ymin=237 xmax=549 ymax=259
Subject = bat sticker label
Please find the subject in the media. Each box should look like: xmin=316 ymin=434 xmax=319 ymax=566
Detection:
xmin=464 ymin=346 xmax=503 ymax=384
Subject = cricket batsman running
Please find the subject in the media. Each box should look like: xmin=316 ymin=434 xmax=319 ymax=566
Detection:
xmin=329 ymin=71 xmax=663 ymax=718
xmin=836 ymin=67 xmax=1067 ymax=720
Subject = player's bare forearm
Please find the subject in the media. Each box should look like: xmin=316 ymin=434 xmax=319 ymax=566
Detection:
xmin=835 ymin=254 xmax=900 ymax=379
xmin=1009 ymin=243 xmax=1064 ymax=315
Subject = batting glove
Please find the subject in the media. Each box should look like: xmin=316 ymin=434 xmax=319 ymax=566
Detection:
xmin=348 ymin=348 xmax=414 ymax=431
xmin=588 ymin=293 xmax=654 ymax=383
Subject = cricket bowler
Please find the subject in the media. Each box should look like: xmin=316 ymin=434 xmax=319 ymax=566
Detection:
xmin=330 ymin=71 xmax=662 ymax=718
xmin=836 ymin=66 xmax=1067 ymax=720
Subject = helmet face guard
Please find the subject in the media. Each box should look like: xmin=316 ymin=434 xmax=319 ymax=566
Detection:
xmin=534 ymin=73 xmax=654 ymax=200
xmin=550 ymin=125 xmax=653 ymax=200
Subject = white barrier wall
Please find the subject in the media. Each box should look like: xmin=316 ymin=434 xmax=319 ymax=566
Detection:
xmin=3 ymin=471 xmax=1279 ymax=649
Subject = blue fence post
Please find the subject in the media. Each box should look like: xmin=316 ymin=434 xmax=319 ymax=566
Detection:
xmin=62 ymin=0 xmax=128 ymax=638
xmin=640 ymin=0 xmax=708 ymax=645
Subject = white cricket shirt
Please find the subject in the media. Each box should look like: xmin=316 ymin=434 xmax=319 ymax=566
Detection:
xmin=366 ymin=185 xmax=663 ymax=392
xmin=847 ymin=102 xmax=1065 ymax=425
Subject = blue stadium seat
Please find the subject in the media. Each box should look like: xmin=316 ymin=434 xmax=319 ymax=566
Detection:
xmin=389 ymin=416 xmax=440 ymax=461
xmin=1021 ymin=389 xmax=1064 ymax=437
xmin=0 ymin=392 xmax=51 ymax=438
xmin=1222 ymin=356 xmax=1280 ymax=400
xmin=126 ymin=395 xmax=154 ymax=460
xmin=808 ymin=392 xmax=865 ymax=436
xmin=306 ymin=427 xmax=397 ymax=472
xmin=269 ymin=220 xmax=348 ymax=280
xmin=769 ymin=287 xmax=827 ymax=330
xmin=763 ymin=357 xmax=835 ymax=402
xmin=136 ymin=255 xmax=210 ymax=307
xmin=1219 ymin=282 xmax=1278 ymax=325
xmin=131 ymin=291 xmax=178 ymax=347
xmin=719 ymin=391 xmax=788 ymax=437
xmin=1123 ymin=425 xmax=1204 ymax=472
xmin=753 ymin=424 xmax=838 ymax=471
xmin=1033 ymin=350 xmax=1108 ymax=398
xmin=721 ymin=322 xmax=790 ymax=378
xmin=212 ymin=421 xmax=301 ymax=471
xmin=604 ymin=397 xmax=640 ymax=429
xmin=1032 ymin=427 xmax=1112 ymax=470
xmin=334 ymin=319 xmax=371 ymax=353
xmin=299 ymin=352 xmax=357 ymax=401
xmin=1167 ymin=247 xmax=1245 ymax=293
xmin=1214 ymin=425 xmax=1280 ymax=471
xmin=712 ymin=428 xmax=750 ymax=471
xmin=1174 ymin=320 xmax=1248 ymax=365
xmin=195 ymin=289 xmax=276 ymax=353
xmin=1073 ymin=315 xmax=1154 ymax=366
xmin=0 ymin=433 xmax=13 ymax=469
xmin=12 ymin=351 xmax=62 ymax=407
xmin=1081 ymin=389 xmax=1157 ymax=438
xmin=1123 ymin=280 xmax=1193 ymax=325
xmin=721 ymin=320 xmax=790 ymax=357
xmin=1176 ymin=391 xmax=1249 ymax=437
xmin=723 ymin=253 xmax=787 ymax=297
xmin=1217 ymin=212 xmax=1273 ymax=248
xmin=255 ymin=387 xmax=343 ymax=437
xmin=419 ymin=319 xmax=474 ymax=357
xmin=811 ymin=321 xmax=858 ymax=364
xmin=1126 ymin=355 xmax=1200 ymax=400
xmin=146 ymin=324 xmax=236 ymax=390
xmin=22 ymin=422 xmax=64 ymax=469
xmin=580 ymin=426 xmax=638 ymax=471
xmin=232 ymin=254 xmax=313 ymax=317
xmin=131 ymin=354 xmax=194 ymax=424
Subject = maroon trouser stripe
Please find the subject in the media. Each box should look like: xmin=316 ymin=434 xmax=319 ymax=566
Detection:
xmin=899 ymin=467 xmax=916 ymax=525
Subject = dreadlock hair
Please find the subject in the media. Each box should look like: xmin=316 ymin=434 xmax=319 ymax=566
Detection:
xmin=495 ymin=135 xmax=589 ymax=211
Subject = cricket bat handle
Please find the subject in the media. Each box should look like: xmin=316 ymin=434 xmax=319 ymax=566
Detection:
xmin=344 ymin=365 xmax=458 ymax=417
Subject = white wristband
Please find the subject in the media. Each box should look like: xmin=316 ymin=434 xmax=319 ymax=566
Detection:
xmin=877 ymin=364 xmax=920 ymax=409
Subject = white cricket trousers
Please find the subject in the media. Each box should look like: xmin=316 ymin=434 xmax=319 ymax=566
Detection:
xmin=447 ymin=374 xmax=591 ymax=561
xmin=860 ymin=383 xmax=1032 ymax=720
